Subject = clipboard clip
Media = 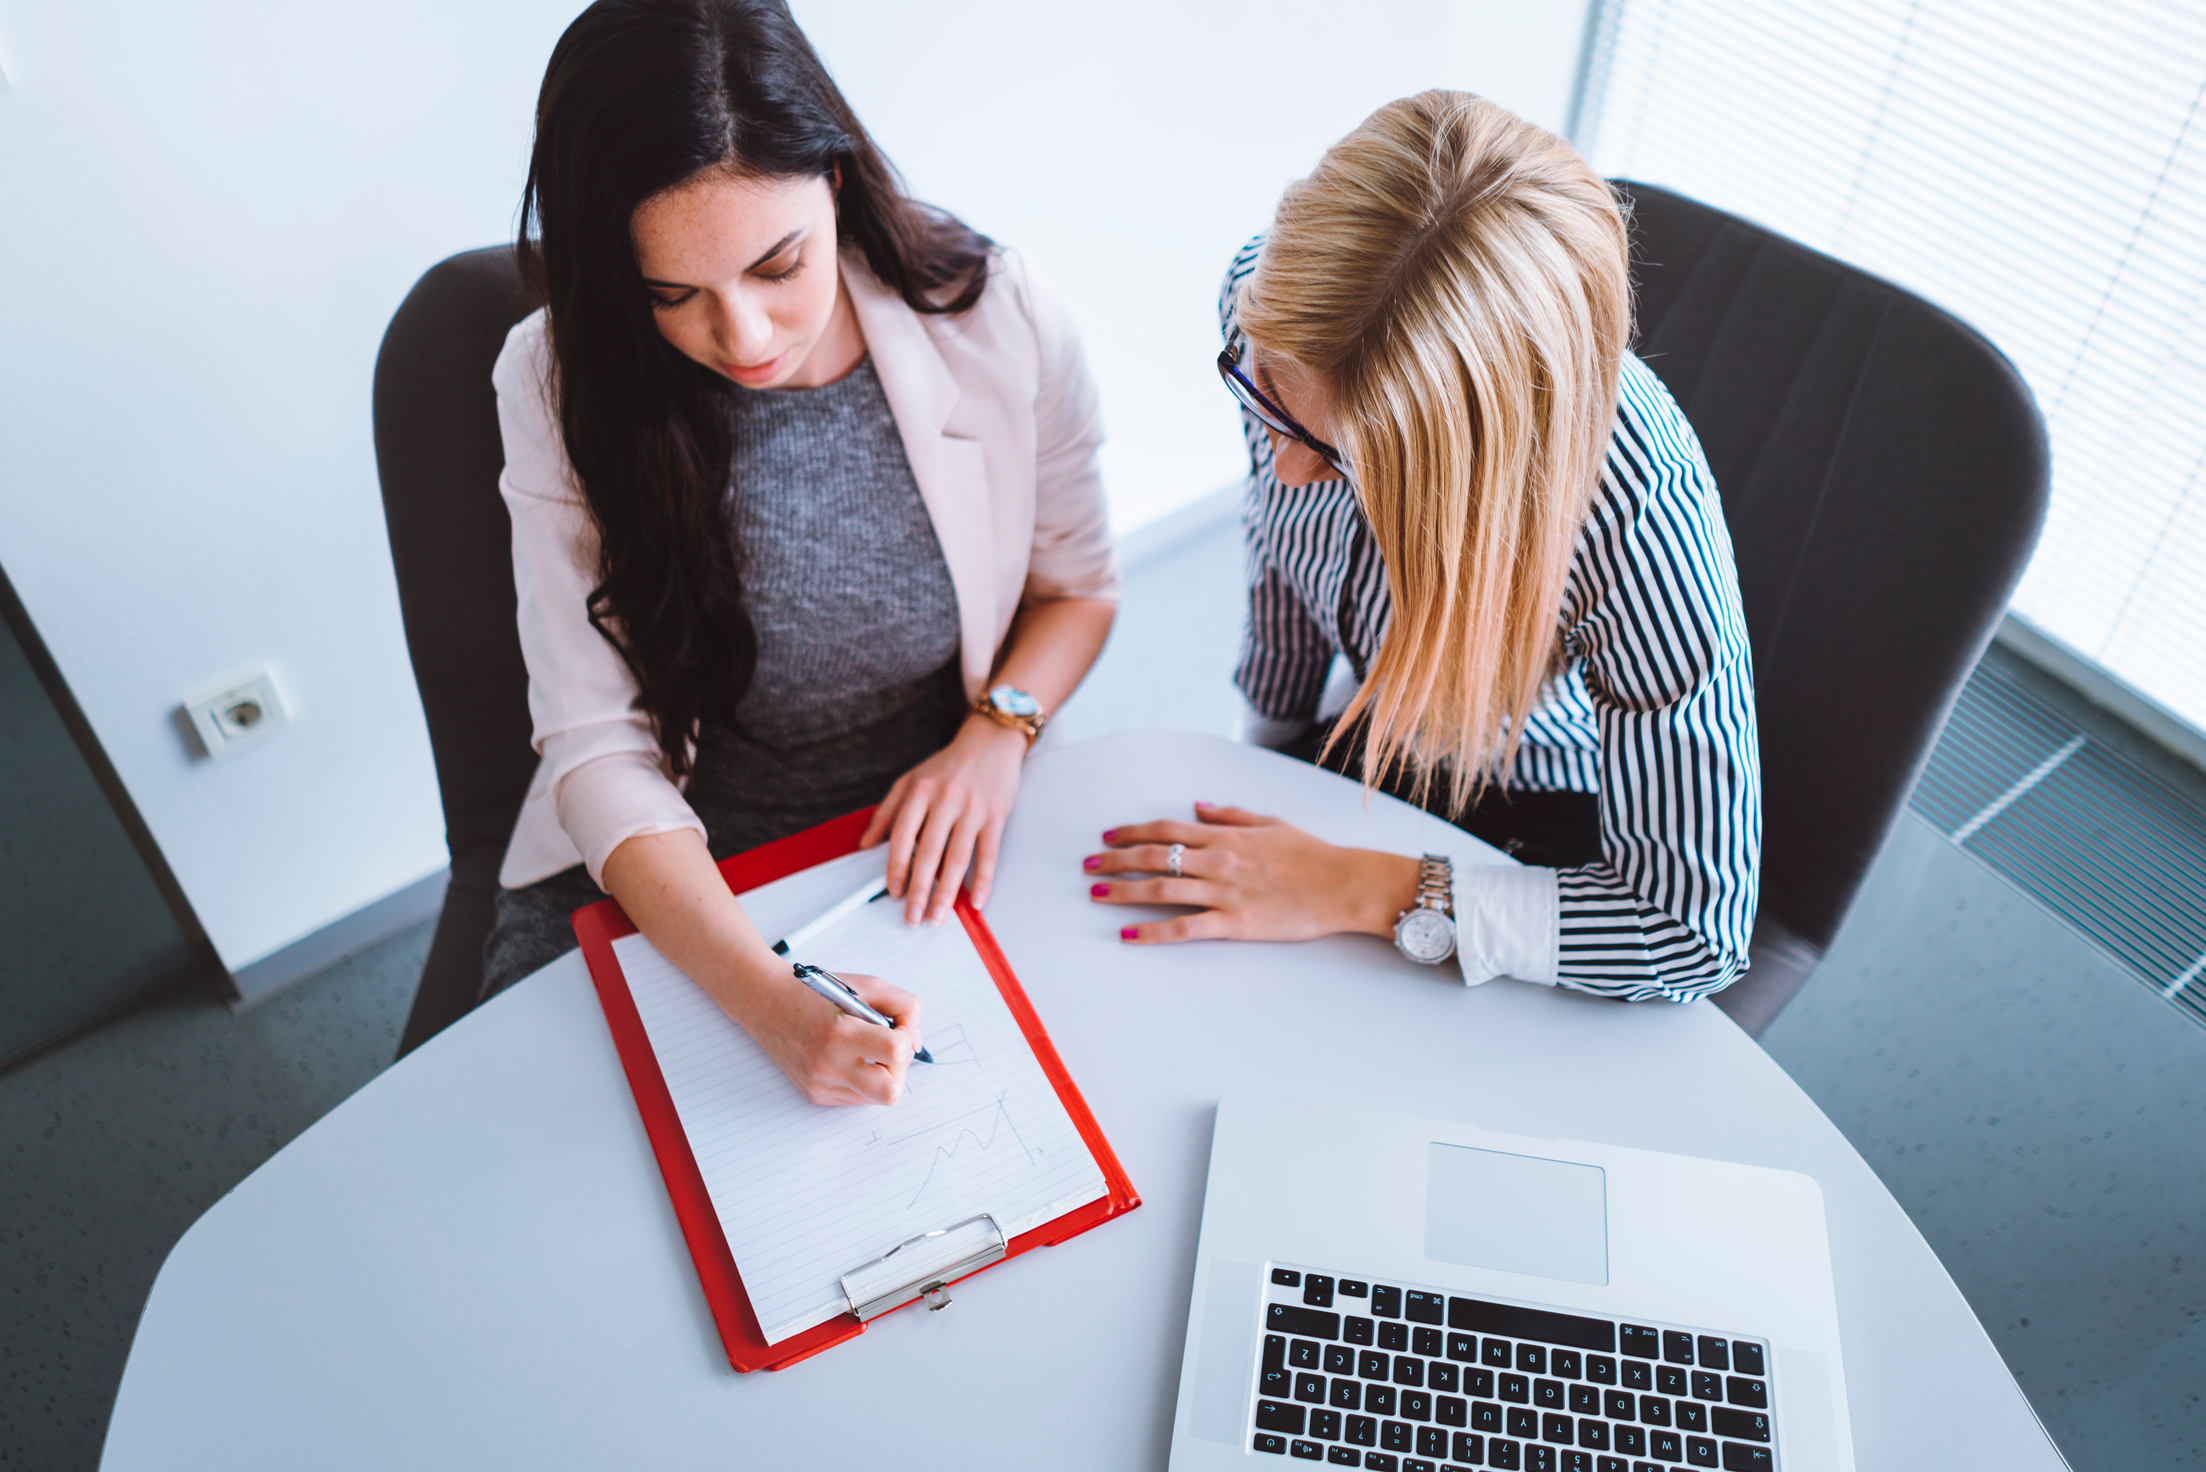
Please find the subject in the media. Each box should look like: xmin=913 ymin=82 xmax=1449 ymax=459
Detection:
xmin=839 ymin=1213 xmax=1008 ymax=1322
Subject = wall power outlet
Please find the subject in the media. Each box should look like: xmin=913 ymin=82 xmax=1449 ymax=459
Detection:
xmin=183 ymin=666 xmax=291 ymax=761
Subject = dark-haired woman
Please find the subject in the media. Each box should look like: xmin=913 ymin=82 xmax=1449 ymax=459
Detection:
xmin=484 ymin=0 xmax=1117 ymax=1107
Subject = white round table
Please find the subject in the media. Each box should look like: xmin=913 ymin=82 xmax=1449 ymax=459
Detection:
xmin=100 ymin=731 xmax=2063 ymax=1469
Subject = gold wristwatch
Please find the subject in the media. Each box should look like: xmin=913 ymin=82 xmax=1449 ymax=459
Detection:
xmin=972 ymin=684 xmax=1047 ymax=746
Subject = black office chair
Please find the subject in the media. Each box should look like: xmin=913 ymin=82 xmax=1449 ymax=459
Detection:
xmin=1616 ymin=182 xmax=2050 ymax=1034
xmin=373 ymin=247 xmax=542 ymax=1057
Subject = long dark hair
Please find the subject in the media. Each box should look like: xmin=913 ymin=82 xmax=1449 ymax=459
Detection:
xmin=518 ymin=0 xmax=992 ymax=775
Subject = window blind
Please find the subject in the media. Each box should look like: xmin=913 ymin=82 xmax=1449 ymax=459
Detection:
xmin=1573 ymin=0 xmax=2206 ymax=737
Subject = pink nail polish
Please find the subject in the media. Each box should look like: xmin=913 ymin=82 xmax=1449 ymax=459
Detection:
xmin=1090 ymin=883 xmax=1110 ymax=897
xmin=1102 ymin=829 xmax=1119 ymax=843
xmin=1120 ymin=926 xmax=1139 ymax=941
xmin=1194 ymin=800 xmax=1214 ymax=809
xmin=1083 ymin=855 xmax=1101 ymax=872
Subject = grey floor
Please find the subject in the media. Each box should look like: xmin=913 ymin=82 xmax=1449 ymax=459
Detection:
xmin=3 ymin=514 xmax=2202 ymax=1468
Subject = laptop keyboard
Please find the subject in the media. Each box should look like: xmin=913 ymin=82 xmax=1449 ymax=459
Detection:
xmin=1247 ymin=1265 xmax=1777 ymax=1472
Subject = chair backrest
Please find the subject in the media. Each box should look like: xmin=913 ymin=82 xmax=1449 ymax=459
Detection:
xmin=1617 ymin=182 xmax=2050 ymax=955
xmin=372 ymin=246 xmax=540 ymax=1052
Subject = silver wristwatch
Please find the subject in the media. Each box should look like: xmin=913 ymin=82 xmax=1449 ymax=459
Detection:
xmin=1393 ymin=854 xmax=1457 ymax=965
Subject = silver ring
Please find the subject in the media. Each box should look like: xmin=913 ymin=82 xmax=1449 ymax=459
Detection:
xmin=1166 ymin=842 xmax=1186 ymax=878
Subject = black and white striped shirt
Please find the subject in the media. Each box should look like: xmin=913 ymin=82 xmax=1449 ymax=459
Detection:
xmin=1223 ymin=237 xmax=1761 ymax=1003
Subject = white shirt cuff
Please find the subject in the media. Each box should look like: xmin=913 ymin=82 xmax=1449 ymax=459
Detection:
xmin=1452 ymin=864 xmax=1560 ymax=986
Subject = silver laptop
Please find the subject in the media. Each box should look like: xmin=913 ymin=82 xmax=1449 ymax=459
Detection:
xmin=1169 ymin=1095 xmax=1855 ymax=1472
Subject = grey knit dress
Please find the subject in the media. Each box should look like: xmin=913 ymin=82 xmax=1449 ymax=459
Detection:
xmin=481 ymin=358 xmax=967 ymax=996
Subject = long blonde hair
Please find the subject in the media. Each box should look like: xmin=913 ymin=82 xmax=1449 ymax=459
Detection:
xmin=1238 ymin=91 xmax=1630 ymax=813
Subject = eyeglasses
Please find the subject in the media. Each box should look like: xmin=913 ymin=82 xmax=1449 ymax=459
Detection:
xmin=1217 ymin=338 xmax=1348 ymax=476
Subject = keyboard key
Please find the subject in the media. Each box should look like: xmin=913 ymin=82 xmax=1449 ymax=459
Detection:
xmin=1401 ymin=1391 xmax=1432 ymax=1422
xmin=1551 ymin=1349 xmax=1582 ymax=1379
xmin=1576 ymin=1418 xmax=1608 ymax=1451
xmin=1604 ymin=1390 xmax=1635 ymax=1420
xmin=1483 ymin=1339 xmax=1514 ymax=1368
xmin=1685 ymin=1434 xmax=1718 ymax=1467
xmin=1414 ymin=1326 xmax=1444 ymax=1357
xmin=1518 ymin=1345 xmax=1548 ymax=1375
xmin=1291 ymin=1439 xmax=1325 ymax=1461
xmin=1731 ymin=1342 xmax=1765 ymax=1377
xmin=1696 ymin=1337 xmax=1729 ymax=1372
xmin=1675 ymin=1401 xmax=1707 ymax=1433
xmin=1471 ymin=1401 xmax=1503 ymax=1433
xmin=1650 ymin=1430 xmax=1682 ymax=1461
xmin=1525 ymin=1446 xmax=1555 ymax=1472
xmin=1366 ymin=1455 xmax=1400 ymax=1472
xmin=1613 ymin=1424 xmax=1645 ymax=1456
xmin=1720 ymin=1442 xmax=1773 ymax=1471
xmin=1256 ymin=1431 xmax=1289 ymax=1454
xmin=1347 ymin=1318 xmax=1376 ymax=1346
xmin=1268 ymin=1335 xmax=1289 ymax=1371
xmin=1349 ymin=1415 xmax=1379 ymax=1447
xmin=1662 ymin=1331 xmax=1695 ymax=1365
xmin=1327 ymin=1345 xmax=1356 ymax=1376
xmin=1541 ymin=1412 xmax=1574 ymax=1444
xmin=1639 ymin=1395 xmax=1670 ymax=1426
xmin=1586 ymin=1354 xmax=1617 ymax=1385
xmin=1292 ymin=1340 xmax=1323 ymax=1370
xmin=1597 ymin=1460 xmax=1627 ymax=1472
xmin=1274 ymin=1269 xmax=1304 ymax=1288
xmin=1313 ymin=1410 xmax=1343 ymax=1440
xmin=1405 ymin=1461 xmax=1436 ymax=1472
xmin=1690 ymin=1371 xmax=1722 ymax=1402
xmin=1381 ymin=1322 xmax=1411 ymax=1352
xmin=1361 ymin=1351 xmax=1390 ymax=1380
xmin=1365 ymin=1386 xmax=1397 ymax=1417
xmin=1506 ymin=1407 xmax=1538 ymax=1438
xmin=1327 ymin=1448 xmax=1360 ymax=1467
xmin=1618 ymin=1325 xmax=1660 ymax=1360
xmin=1430 ymin=1363 xmax=1460 ymax=1394
xmin=1383 ymin=1421 xmax=1413 ymax=1452
xmin=1453 ymin=1433 xmax=1486 ymax=1465
xmin=1569 ymin=1384 xmax=1600 ymax=1415
xmin=1405 ymin=1291 xmax=1446 ymax=1325
xmin=1500 ymin=1374 xmax=1530 ymax=1404
xmin=1417 ymin=1426 xmax=1448 ymax=1457
xmin=1563 ymin=1454 xmax=1592 ymax=1472
xmin=1709 ymin=1409 xmax=1770 ymax=1443
xmin=1488 ymin=1437 xmax=1522 ymax=1470
xmin=1656 ymin=1365 xmax=1687 ymax=1397
xmin=1450 ymin=1298 xmax=1619 ymax=1355
xmin=1533 ymin=1379 xmax=1563 ymax=1410
xmin=1372 ymin=1286 xmax=1404 ymax=1319
xmin=1260 ymin=1401 xmax=1311 ymax=1435
xmin=1621 ymin=1360 xmax=1652 ymax=1391
xmin=1468 ymin=1369 xmax=1495 ymax=1398
xmin=1273 ymin=1305 xmax=1344 ymax=1341
xmin=1725 ymin=1377 xmax=1768 ymax=1409
xmin=1296 ymin=1372 xmax=1327 ymax=1404
xmin=1263 ymin=1365 xmax=1294 ymax=1397
xmin=1307 ymin=1276 xmax=1337 ymax=1308
xmin=1341 ymin=1280 xmax=1370 ymax=1297
xmin=1448 ymin=1333 xmax=1479 ymax=1363
xmin=1332 ymin=1378 xmax=1363 ymax=1409
xmin=1436 ymin=1395 xmax=1466 ymax=1428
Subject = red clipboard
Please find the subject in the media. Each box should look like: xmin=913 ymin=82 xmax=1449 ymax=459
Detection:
xmin=572 ymin=807 xmax=1141 ymax=1372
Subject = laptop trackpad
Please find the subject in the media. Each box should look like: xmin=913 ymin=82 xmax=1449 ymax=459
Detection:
xmin=1424 ymin=1142 xmax=1608 ymax=1286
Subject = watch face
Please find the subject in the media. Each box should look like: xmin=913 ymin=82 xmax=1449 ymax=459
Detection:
xmin=1395 ymin=907 xmax=1456 ymax=964
xmin=989 ymin=684 xmax=1041 ymax=718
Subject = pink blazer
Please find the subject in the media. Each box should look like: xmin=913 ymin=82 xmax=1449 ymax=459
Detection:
xmin=492 ymin=249 xmax=1118 ymax=889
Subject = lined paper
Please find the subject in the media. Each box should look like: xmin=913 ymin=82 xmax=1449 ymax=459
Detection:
xmin=615 ymin=850 xmax=1110 ymax=1343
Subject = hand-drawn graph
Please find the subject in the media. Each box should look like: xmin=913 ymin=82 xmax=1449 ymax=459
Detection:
xmin=920 ymin=1023 xmax=980 ymax=1068
xmin=871 ymin=1093 xmax=1039 ymax=1209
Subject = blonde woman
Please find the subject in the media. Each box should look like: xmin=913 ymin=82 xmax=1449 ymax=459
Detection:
xmin=1087 ymin=92 xmax=1759 ymax=1002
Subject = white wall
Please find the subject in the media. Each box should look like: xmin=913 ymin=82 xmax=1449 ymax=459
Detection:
xmin=0 ymin=0 xmax=1587 ymax=973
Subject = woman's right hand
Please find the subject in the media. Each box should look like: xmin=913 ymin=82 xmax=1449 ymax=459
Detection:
xmin=737 ymin=967 xmax=925 ymax=1107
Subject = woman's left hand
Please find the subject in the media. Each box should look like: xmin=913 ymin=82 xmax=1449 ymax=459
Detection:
xmin=861 ymin=716 xmax=1029 ymax=924
xmin=1085 ymin=802 xmax=1421 ymax=943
